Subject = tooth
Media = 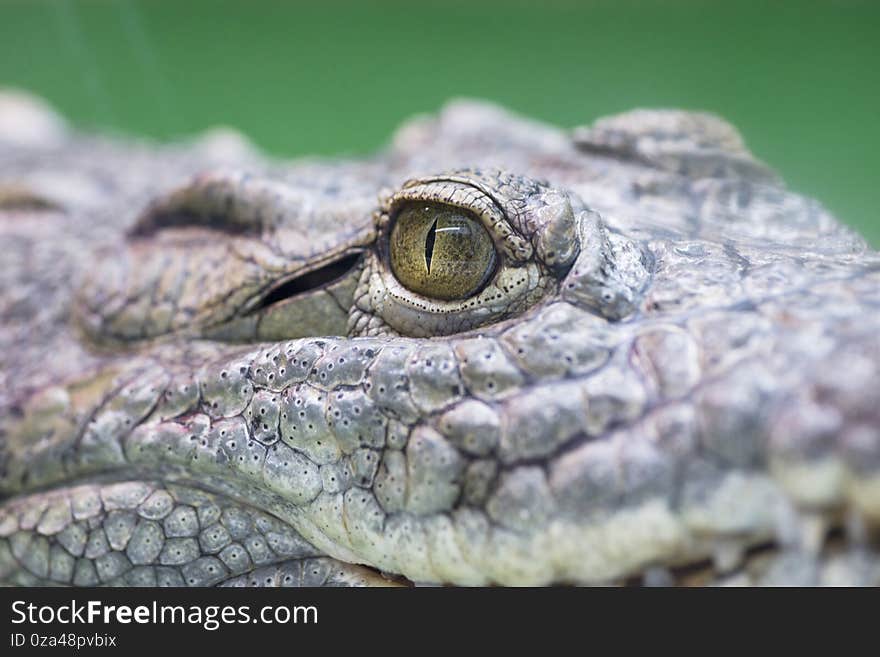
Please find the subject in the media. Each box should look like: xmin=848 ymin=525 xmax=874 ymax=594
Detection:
xmin=712 ymin=539 xmax=745 ymax=573
xmin=799 ymin=514 xmax=828 ymax=555
xmin=642 ymin=566 xmax=674 ymax=587
xmin=773 ymin=499 xmax=802 ymax=547
xmin=774 ymin=499 xmax=827 ymax=554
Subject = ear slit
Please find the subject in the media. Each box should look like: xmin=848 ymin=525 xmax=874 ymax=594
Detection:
xmin=246 ymin=252 xmax=362 ymax=314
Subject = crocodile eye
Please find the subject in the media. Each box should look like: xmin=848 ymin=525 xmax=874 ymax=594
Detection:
xmin=389 ymin=202 xmax=497 ymax=300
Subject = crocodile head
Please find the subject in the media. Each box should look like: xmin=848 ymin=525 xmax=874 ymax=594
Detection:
xmin=1 ymin=93 xmax=879 ymax=585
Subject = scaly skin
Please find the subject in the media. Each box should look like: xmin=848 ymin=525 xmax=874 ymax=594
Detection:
xmin=1 ymin=91 xmax=879 ymax=586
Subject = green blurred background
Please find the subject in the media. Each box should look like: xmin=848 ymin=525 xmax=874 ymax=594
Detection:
xmin=1 ymin=0 xmax=878 ymax=245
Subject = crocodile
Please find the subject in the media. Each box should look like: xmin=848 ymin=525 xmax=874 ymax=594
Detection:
xmin=1 ymin=90 xmax=879 ymax=587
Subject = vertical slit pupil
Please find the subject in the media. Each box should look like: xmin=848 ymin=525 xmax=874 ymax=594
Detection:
xmin=425 ymin=217 xmax=438 ymax=273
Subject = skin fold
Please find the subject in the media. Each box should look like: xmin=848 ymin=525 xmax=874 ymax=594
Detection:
xmin=1 ymin=91 xmax=879 ymax=586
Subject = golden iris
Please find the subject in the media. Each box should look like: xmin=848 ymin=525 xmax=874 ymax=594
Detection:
xmin=389 ymin=202 xmax=496 ymax=301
